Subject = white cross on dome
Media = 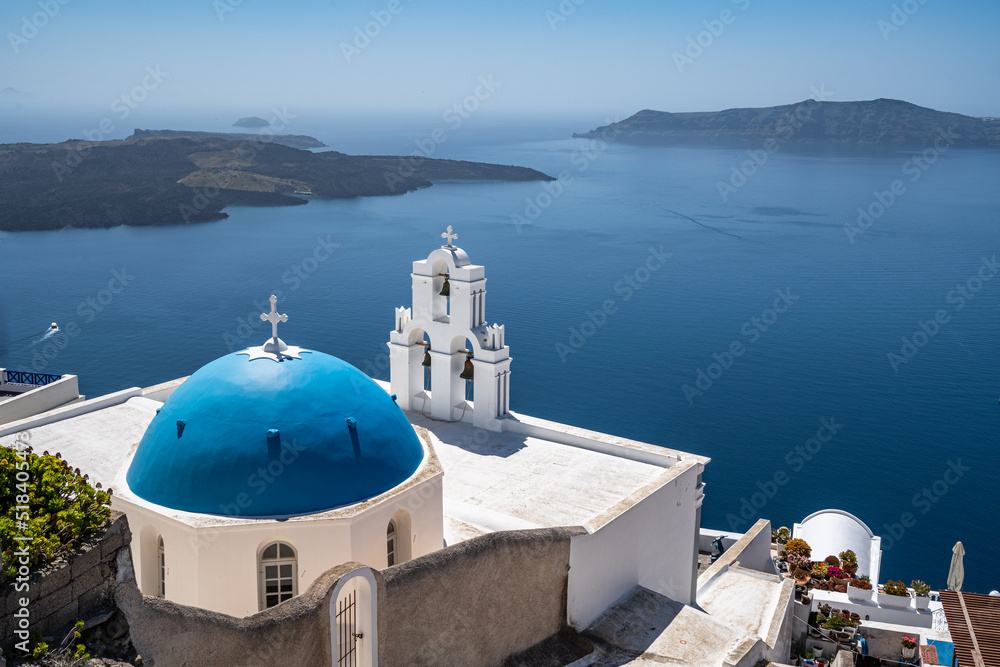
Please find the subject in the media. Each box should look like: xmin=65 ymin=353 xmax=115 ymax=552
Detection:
xmin=237 ymin=294 xmax=307 ymax=362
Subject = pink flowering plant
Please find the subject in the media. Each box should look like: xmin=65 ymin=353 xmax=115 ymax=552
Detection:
xmin=827 ymin=566 xmax=848 ymax=579
xmin=901 ymin=636 xmax=917 ymax=649
xmin=786 ymin=551 xmax=810 ymax=569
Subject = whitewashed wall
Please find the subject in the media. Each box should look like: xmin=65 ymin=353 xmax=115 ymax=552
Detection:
xmin=566 ymin=461 xmax=701 ymax=629
xmin=119 ymin=473 xmax=443 ymax=618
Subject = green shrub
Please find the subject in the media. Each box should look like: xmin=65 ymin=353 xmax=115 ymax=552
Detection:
xmin=911 ymin=580 xmax=931 ymax=597
xmin=1 ymin=444 xmax=111 ymax=579
xmin=882 ymin=580 xmax=909 ymax=597
xmin=823 ymin=615 xmax=850 ymax=630
xmin=839 ymin=549 xmax=858 ymax=567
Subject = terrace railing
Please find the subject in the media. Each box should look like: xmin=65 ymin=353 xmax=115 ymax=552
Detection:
xmin=2 ymin=370 xmax=63 ymax=387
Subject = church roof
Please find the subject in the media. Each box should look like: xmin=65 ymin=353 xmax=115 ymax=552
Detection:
xmin=125 ymin=300 xmax=424 ymax=517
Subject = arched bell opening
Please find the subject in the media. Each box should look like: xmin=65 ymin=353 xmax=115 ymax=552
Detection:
xmin=448 ymin=336 xmax=476 ymax=420
xmin=418 ymin=331 xmax=432 ymax=415
xmin=460 ymin=337 xmax=475 ymax=402
xmin=402 ymin=328 xmax=434 ymax=417
xmin=431 ymin=258 xmax=451 ymax=323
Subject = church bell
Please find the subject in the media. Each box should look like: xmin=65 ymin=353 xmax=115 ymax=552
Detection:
xmin=422 ymin=349 xmax=432 ymax=367
xmin=460 ymin=355 xmax=474 ymax=380
xmin=439 ymin=276 xmax=450 ymax=297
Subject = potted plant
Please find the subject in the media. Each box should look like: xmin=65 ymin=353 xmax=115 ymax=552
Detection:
xmin=827 ymin=566 xmax=849 ymax=583
xmin=848 ymin=575 xmax=873 ymax=600
xmin=901 ymin=635 xmax=918 ymax=659
xmin=840 ymin=549 xmax=858 ymax=575
xmin=880 ymin=580 xmax=911 ymax=608
xmin=823 ymin=614 xmax=854 ymax=641
xmin=800 ymin=649 xmax=819 ymax=666
xmin=794 ymin=568 xmax=812 ymax=585
xmin=784 ymin=538 xmax=812 ymax=559
xmin=811 ymin=562 xmax=829 ymax=580
xmin=911 ymin=580 xmax=931 ymax=610
xmin=787 ymin=551 xmax=810 ymax=571
xmin=824 ymin=555 xmax=841 ymax=568
xmin=776 ymin=526 xmax=790 ymax=544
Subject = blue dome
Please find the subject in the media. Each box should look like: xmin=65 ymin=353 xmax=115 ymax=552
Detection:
xmin=126 ymin=350 xmax=424 ymax=517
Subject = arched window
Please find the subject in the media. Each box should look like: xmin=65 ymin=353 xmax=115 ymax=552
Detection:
xmin=259 ymin=542 xmax=297 ymax=610
xmin=156 ymin=536 xmax=165 ymax=598
xmin=387 ymin=520 xmax=397 ymax=567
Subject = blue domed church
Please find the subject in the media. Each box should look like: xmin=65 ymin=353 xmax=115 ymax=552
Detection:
xmin=113 ymin=295 xmax=445 ymax=616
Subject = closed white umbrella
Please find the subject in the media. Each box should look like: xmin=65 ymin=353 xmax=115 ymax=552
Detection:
xmin=947 ymin=541 xmax=965 ymax=591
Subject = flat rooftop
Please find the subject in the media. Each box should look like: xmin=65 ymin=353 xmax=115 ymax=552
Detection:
xmin=405 ymin=411 xmax=674 ymax=544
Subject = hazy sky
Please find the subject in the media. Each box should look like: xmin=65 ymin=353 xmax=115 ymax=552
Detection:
xmin=2 ymin=0 xmax=998 ymax=119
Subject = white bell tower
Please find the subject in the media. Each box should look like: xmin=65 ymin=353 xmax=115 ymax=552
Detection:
xmin=389 ymin=227 xmax=511 ymax=430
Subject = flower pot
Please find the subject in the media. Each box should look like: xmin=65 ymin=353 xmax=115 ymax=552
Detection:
xmin=901 ymin=644 xmax=917 ymax=659
xmin=845 ymin=565 xmax=858 ymax=575
xmin=847 ymin=583 xmax=873 ymax=601
xmin=879 ymin=592 xmax=911 ymax=609
xmin=914 ymin=595 xmax=931 ymax=611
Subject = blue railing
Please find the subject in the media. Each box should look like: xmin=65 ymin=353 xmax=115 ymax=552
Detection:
xmin=3 ymin=370 xmax=63 ymax=386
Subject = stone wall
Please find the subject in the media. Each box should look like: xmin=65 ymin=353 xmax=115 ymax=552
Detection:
xmin=378 ymin=527 xmax=585 ymax=667
xmin=116 ymin=558 xmax=350 ymax=667
xmin=1 ymin=511 xmax=131 ymax=651
xmin=117 ymin=526 xmax=584 ymax=667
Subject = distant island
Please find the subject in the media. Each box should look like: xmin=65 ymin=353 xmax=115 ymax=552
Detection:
xmin=129 ymin=128 xmax=326 ymax=150
xmin=0 ymin=135 xmax=554 ymax=231
xmin=574 ymin=99 xmax=1000 ymax=148
xmin=233 ymin=116 xmax=270 ymax=128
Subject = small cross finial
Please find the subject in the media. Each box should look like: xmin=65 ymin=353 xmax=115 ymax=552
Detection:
xmin=441 ymin=226 xmax=458 ymax=247
xmin=260 ymin=295 xmax=287 ymax=340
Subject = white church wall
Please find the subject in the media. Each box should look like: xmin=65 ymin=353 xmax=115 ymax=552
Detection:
xmin=117 ymin=469 xmax=443 ymax=618
xmin=566 ymin=461 xmax=701 ymax=629
xmin=348 ymin=476 xmax=444 ymax=569
xmin=115 ymin=500 xmax=202 ymax=609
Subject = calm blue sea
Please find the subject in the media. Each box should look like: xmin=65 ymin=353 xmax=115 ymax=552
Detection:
xmin=1 ymin=110 xmax=998 ymax=593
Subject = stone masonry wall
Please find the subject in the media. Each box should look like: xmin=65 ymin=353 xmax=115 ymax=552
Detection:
xmin=1 ymin=511 xmax=131 ymax=651
xmin=378 ymin=527 xmax=586 ymax=667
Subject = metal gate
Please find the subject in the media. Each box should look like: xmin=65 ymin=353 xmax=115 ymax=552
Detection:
xmin=336 ymin=589 xmax=358 ymax=667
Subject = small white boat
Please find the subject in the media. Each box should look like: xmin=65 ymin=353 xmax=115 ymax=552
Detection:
xmin=49 ymin=322 xmax=58 ymax=330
